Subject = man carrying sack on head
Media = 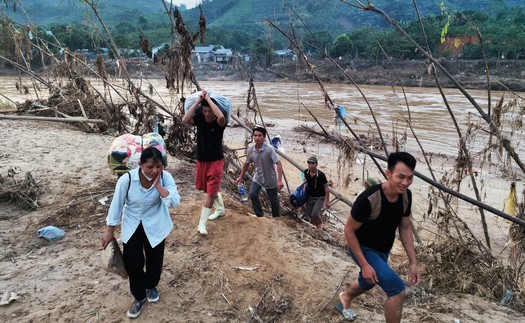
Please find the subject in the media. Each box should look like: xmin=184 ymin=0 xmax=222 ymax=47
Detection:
xmin=182 ymin=90 xmax=227 ymax=235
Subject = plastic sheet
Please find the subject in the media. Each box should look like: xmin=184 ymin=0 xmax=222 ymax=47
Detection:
xmin=290 ymin=182 xmax=308 ymax=208
xmin=37 ymin=226 xmax=66 ymax=241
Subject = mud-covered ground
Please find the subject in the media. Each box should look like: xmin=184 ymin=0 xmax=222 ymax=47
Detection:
xmin=0 ymin=118 xmax=524 ymax=322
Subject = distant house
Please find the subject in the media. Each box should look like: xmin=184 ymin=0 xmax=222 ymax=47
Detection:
xmin=274 ymin=49 xmax=293 ymax=56
xmin=213 ymin=46 xmax=233 ymax=64
xmin=99 ymin=47 xmax=109 ymax=58
xmin=75 ymin=48 xmax=108 ymax=60
xmin=193 ymin=45 xmax=215 ymax=63
xmin=273 ymin=49 xmax=295 ymax=62
xmin=437 ymin=35 xmax=479 ymax=57
xmin=192 ymin=45 xmax=234 ymax=65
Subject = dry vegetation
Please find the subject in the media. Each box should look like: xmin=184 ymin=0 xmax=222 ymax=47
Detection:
xmin=1 ymin=0 xmax=525 ymax=321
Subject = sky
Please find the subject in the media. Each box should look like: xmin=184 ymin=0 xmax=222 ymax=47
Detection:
xmin=170 ymin=0 xmax=201 ymax=9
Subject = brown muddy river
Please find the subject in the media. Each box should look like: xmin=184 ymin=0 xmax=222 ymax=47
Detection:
xmin=1 ymin=76 xmax=524 ymax=243
xmin=1 ymin=76 xmax=522 ymax=160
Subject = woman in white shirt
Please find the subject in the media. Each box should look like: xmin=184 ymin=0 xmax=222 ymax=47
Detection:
xmin=102 ymin=147 xmax=181 ymax=319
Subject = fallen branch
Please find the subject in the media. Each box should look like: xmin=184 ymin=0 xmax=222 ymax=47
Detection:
xmin=0 ymin=115 xmax=105 ymax=124
xmin=299 ymin=123 xmax=525 ymax=227
xmin=0 ymin=171 xmax=42 ymax=210
xmin=0 ymin=109 xmax=18 ymax=114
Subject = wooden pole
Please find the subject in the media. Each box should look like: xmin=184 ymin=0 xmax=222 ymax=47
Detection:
xmin=0 ymin=109 xmax=18 ymax=114
xmin=0 ymin=115 xmax=105 ymax=124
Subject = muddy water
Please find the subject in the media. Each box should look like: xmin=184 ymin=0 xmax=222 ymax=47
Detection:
xmin=1 ymin=76 xmax=522 ymax=254
xmin=1 ymin=76 xmax=522 ymax=159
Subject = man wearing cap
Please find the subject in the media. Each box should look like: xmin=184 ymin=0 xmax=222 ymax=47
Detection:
xmin=237 ymin=127 xmax=284 ymax=217
xmin=302 ymin=156 xmax=330 ymax=231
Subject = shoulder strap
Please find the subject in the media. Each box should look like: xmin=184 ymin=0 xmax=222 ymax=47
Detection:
xmin=368 ymin=187 xmax=409 ymax=220
xmin=126 ymin=172 xmax=131 ymax=201
xmin=368 ymin=189 xmax=382 ymax=221
xmin=125 ymin=171 xmax=164 ymax=201
xmin=402 ymin=190 xmax=409 ymax=215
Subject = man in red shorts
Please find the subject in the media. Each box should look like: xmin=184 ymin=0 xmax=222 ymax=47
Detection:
xmin=183 ymin=90 xmax=226 ymax=235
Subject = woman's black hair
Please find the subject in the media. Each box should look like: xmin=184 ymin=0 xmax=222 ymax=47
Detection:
xmin=140 ymin=146 xmax=163 ymax=164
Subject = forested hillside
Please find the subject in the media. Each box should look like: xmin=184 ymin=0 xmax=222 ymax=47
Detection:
xmin=3 ymin=0 xmax=182 ymax=26
xmin=1 ymin=0 xmax=524 ymax=63
xmin=183 ymin=0 xmax=466 ymax=35
xmin=3 ymin=0 xmax=521 ymax=36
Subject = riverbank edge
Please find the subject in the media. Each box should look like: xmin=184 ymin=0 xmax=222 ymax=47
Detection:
xmin=266 ymin=58 xmax=525 ymax=92
xmin=2 ymin=58 xmax=524 ymax=92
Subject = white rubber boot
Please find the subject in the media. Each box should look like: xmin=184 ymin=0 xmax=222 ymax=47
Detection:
xmin=198 ymin=207 xmax=211 ymax=235
xmin=208 ymin=193 xmax=225 ymax=220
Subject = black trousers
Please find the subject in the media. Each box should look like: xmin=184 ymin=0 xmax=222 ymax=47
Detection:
xmin=123 ymin=222 xmax=165 ymax=301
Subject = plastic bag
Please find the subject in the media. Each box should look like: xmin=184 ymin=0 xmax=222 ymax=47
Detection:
xmin=100 ymin=238 xmax=128 ymax=279
xmin=142 ymin=133 xmax=168 ymax=167
xmin=183 ymin=90 xmax=232 ymax=124
xmin=37 ymin=226 xmax=66 ymax=241
xmin=107 ymin=133 xmax=167 ymax=175
xmin=290 ymin=182 xmax=308 ymax=208
xmin=107 ymin=134 xmax=142 ymax=175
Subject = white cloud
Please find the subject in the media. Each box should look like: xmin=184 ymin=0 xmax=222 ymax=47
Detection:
xmin=169 ymin=0 xmax=201 ymax=9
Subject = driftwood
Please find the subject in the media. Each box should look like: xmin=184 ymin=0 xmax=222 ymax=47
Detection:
xmin=0 ymin=115 xmax=105 ymax=124
xmin=0 ymin=171 xmax=42 ymax=210
xmin=298 ymin=123 xmax=525 ymax=228
xmin=100 ymin=238 xmax=128 ymax=279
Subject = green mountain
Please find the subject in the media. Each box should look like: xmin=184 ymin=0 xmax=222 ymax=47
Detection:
xmin=181 ymin=0 xmax=521 ymax=36
xmin=3 ymin=0 xmax=521 ymax=36
xmin=2 ymin=0 xmax=183 ymax=26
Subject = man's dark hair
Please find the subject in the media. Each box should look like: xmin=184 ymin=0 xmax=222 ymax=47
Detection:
xmin=141 ymin=146 xmax=163 ymax=164
xmin=201 ymin=97 xmax=218 ymax=107
xmin=387 ymin=152 xmax=416 ymax=171
xmin=253 ymin=126 xmax=267 ymax=137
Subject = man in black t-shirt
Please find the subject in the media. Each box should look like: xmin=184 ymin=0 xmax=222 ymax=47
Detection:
xmin=338 ymin=152 xmax=421 ymax=322
xmin=182 ymin=90 xmax=226 ymax=235
xmin=302 ymin=156 xmax=330 ymax=231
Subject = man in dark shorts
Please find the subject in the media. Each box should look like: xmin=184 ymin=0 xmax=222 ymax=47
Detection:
xmin=236 ymin=127 xmax=284 ymax=217
xmin=302 ymin=156 xmax=330 ymax=231
xmin=182 ymin=90 xmax=226 ymax=235
xmin=339 ymin=152 xmax=421 ymax=322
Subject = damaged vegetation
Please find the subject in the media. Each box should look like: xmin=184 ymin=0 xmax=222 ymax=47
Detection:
xmin=266 ymin=1 xmax=525 ymax=312
xmin=0 ymin=168 xmax=42 ymax=210
xmin=1 ymin=0 xmax=525 ymax=320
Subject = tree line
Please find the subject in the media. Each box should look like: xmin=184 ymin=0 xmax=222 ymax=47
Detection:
xmin=2 ymin=6 xmax=525 ymax=68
